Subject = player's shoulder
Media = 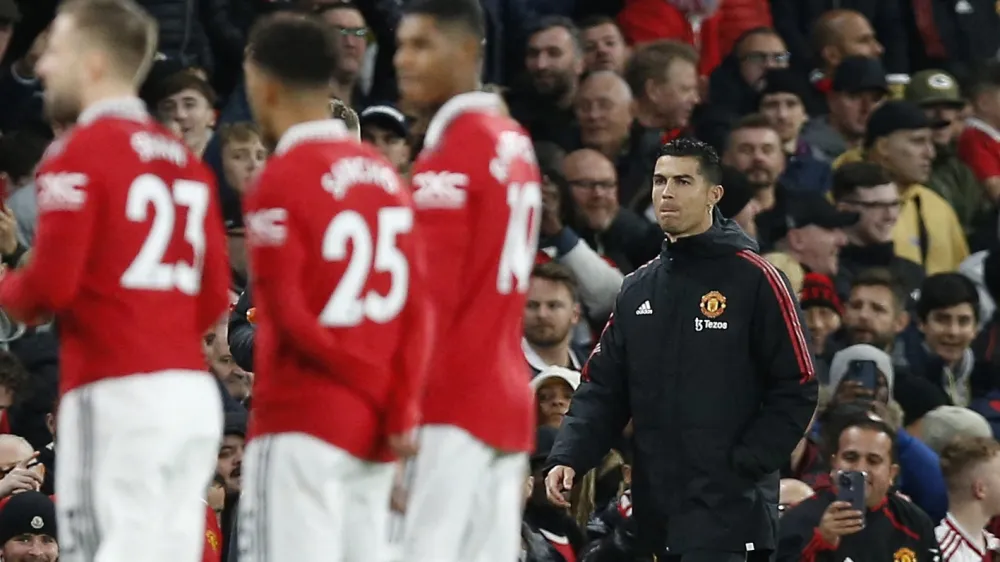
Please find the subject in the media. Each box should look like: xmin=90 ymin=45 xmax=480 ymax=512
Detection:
xmin=423 ymin=91 xmax=513 ymax=152
xmin=620 ymin=256 xmax=661 ymax=297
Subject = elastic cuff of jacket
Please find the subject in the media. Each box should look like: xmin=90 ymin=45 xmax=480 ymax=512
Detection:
xmin=550 ymin=228 xmax=580 ymax=257
xmin=808 ymin=528 xmax=837 ymax=552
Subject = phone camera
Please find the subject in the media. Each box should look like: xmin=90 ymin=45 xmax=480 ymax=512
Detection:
xmin=838 ymin=474 xmax=853 ymax=488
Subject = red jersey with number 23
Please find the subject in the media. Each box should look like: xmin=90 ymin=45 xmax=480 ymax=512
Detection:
xmin=243 ymin=120 xmax=431 ymax=461
xmin=410 ymin=92 xmax=542 ymax=453
xmin=0 ymin=98 xmax=230 ymax=396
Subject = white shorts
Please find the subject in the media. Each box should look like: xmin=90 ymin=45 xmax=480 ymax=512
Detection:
xmin=56 ymin=370 xmax=223 ymax=562
xmin=237 ymin=433 xmax=395 ymax=562
xmin=399 ymin=425 xmax=527 ymax=562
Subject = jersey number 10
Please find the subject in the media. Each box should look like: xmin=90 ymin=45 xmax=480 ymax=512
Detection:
xmin=497 ymin=181 xmax=541 ymax=295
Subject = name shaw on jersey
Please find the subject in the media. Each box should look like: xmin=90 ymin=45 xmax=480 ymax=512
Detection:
xmin=130 ymin=132 xmax=188 ymax=166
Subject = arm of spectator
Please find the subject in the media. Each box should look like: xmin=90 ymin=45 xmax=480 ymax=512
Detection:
xmin=894 ymin=427 xmax=948 ymax=523
xmin=871 ymin=0 xmax=910 ymax=77
xmin=549 ymin=228 xmax=623 ymax=320
xmin=777 ymin=499 xmax=838 ymax=562
xmin=227 ymin=284 xmax=254 ymax=373
xmin=732 ymin=260 xmax=819 ymax=480
xmin=199 ymin=0 xmax=246 ymax=62
xmin=547 ymin=295 xmax=631 ymax=475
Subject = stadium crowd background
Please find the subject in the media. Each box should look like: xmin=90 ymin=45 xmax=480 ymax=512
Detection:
xmin=1 ymin=0 xmax=1000 ymax=560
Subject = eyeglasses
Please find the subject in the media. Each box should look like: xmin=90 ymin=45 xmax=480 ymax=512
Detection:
xmin=334 ymin=26 xmax=368 ymax=38
xmin=741 ymin=51 xmax=791 ymax=65
xmin=842 ymin=199 xmax=902 ymax=211
xmin=568 ymin=179 xmax=617 ymax=192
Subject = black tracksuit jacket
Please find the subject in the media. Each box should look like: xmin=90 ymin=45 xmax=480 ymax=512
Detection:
xmin=547 ymin=211 xmax=819 ymax=555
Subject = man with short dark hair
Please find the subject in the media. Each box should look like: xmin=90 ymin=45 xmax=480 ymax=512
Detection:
xmin=546 ymin=138 xmax=818 ymax=562
xmin=153 ymin=71 xmax=218 ymax=158
xmin=626 ymin=40 xmax=700 ymax=133
xmin=722 ymin=113 xmax=788 ymax=213
xmin=777 ymin=414 xmax=938 ymax=562
xmin=523 ymin=263 xmax=583 ymax=376
xmin=315 ymin=2 xmax=371 ymax=108
xmin=834 ymin=267 xmax=910 ymax=355
xmin=578 ymin=16 xmax=629 ymax=75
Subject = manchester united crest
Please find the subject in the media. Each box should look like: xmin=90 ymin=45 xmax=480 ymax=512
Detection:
xmin=893 ymin=547 xmax=916 ymax=562
xmin=699 ymin=291 xmax=727 ymax=319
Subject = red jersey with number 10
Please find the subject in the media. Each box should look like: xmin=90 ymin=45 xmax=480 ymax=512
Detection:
xmin=410 ymin=92 xmax=542 ymax=453
xmin=0 ymin=98 xmax=230 ymax=396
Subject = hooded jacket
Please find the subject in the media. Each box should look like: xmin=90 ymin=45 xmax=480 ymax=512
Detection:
xmin=547 ymin=210 xmax=818 ymax=555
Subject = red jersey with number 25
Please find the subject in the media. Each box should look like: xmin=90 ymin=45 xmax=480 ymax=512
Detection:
xmin=0 ymin=98 xmax=230 ymax=396
xmin=243 ymin=120 xmax=431 ymax=462
xmin=410 ymin=92 xmax=542 ymax=453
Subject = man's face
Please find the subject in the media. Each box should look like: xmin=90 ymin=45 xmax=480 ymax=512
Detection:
xmin=837 ymin=183 xmax=901 ymax=244
xmin=923 ymin=105 xmax=962 ymax=146
xmin=395 ymin=15 xmax=465 ymax=109
xmin=919 ymin=303 xmax=977 ymax=366
xmin=760 ymin=93 xmax=807 ymax=143
xmin=844 ymin=285 xmax=902 ymax=350
xmin=828 ymin=90 xmax=885 ymax=138
xmin=222 ymin=136 xmax=266 ymax=195
xmin=536 ymin=379 xmax=573 ymax=428
xmin=2 ymin=534 xmax=58 ymax=562
xmin=879 ymin=129 xmax=935 ymax=185
xmin=524 ymin=277 xmax=579 ymax=348
xmin=804 ymin=306 xmax=841 ymax=355
xmin=525 ymin=26 xmax=580 ymax=99
xmin=204 ymin=322 xmax=251 ymax=402
xmin=788 ymin=225 xmax=846 ymax=275
xmin=575 ymin=75 xmax=632 ymax=151
xmin=362 ymin=124 xmax=411 ymax=173
xmin=831 ymin=14 xmax=884 ymax=63
xmin=565 ymin=151 xmax=620 ymax=231
xmin=831 ymin=426 xmax=898 ymax=508
xmin=723 ymin=127 xmax=785 ymax=187
xmin=581 ymin=23 xmax=628 ymax=74
xmin=157 ymin=88 xmax=215 ymax=153
xmin=321 ymin=7 xmax=368 ymax=78
xmin=651 ymin=155 xmax=721 ymax=237
xmin=737 ymin=32 xmax=789 ymax=89
xmin=0 ymin=440 xmax=42 ymax=488
xmin=217 ymin=434 xmax=244 ymax=492
xmin=36 ymin=14 xmax=87 ymax=125
xmin=647 ymin=60 xmax=700 ymax=129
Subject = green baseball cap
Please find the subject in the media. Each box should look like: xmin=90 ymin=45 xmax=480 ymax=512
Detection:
xmin=905 ymin=70 xmax=964 ymax=108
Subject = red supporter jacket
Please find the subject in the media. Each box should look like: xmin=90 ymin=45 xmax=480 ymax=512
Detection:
xmin=410 ymin=92 xmax=541 ymax=453
xmin=243 ymin=120 xmax=431 ymax=461
xmin=0 ymin=98 xmax=229 ymax=396
xmin=203 ymin=502 xmax=221 ymax=562
xmin=617 ymin=0 xmax=722 ymax=75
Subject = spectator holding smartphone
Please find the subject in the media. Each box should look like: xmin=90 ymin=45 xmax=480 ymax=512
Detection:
xmin=777 ymin=413 xmax=938 ymax=562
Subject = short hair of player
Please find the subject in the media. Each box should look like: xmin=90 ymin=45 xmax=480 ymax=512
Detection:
xmin=218 ymin=122 xmax=262 ymax=151
xmin=58 ymin=0 xmax=159 ymax=84
xmin=939 ymin=436 xmax=1000 ymax=495
xmin=402 ymin=0 xmax=486 ymax=42
xmin=246 ymin=12 xmax=340 ymax=89
xmin=831 ymin=162 xmax=891 ymax=202
xmin=330 ymin=99 xmax=361 ymax=138
xmin=531 ymin=262 xmax=579 ymax=303
xmin=850 ymin=267 xmax=906 ymax=314
xmin=658 ymin=138 xmax=724 ymax=186
xmin=0 ymin=350 xmax=28 ymax=401
xmin=624 ymin=40 xmax=698 ymax=101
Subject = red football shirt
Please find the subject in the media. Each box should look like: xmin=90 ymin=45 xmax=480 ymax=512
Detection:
xmin=0 ymin=98 xmax=229 ymax=395
xmin=243 ymin=119 xmax=431 ymax=461
xmin=202 ymin=501 xmax=221 ymax=562
xmin=410 ymin=92 xmax=542 ymax=453
xmin=957 ymin=118 xmax=1000 ymax=182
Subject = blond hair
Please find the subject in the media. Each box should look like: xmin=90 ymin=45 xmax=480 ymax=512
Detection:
xmin=59 ymin=0 xmax=159 ymax=85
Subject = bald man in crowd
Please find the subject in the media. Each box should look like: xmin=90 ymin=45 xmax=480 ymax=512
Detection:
xmin=0 ymin=435 xmax=43 ymax=498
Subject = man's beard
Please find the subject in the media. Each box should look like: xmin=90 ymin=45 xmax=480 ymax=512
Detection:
xmin=848 ymin=326 xmax=896 ymax=351
xmin=745 ymin=165 xmax=776 ymax=187
xmin=525 ymin=324 xmax=571 ymax=348
xmin=532 ymin=72 xmax=573 ymax=102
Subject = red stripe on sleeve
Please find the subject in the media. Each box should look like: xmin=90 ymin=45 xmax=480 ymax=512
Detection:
xmin=737 ymin=251 xmax=816 ymax=383
xmin=800 ymin=528 xmax=838 ymax=562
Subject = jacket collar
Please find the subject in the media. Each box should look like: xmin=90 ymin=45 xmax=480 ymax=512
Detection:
xmin=274 ymin=119 xmax=350 ymax=156
xmin=424 ymin=91 xmax=504 ymax=151
xmin=77 ymin=96 xmax=149 ymax=126
xmin=966 ymin=117 xmax=1000 ymax=143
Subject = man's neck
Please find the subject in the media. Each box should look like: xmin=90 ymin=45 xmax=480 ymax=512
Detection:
xmin=189 ymin=131 xmax=213 ymax=158
xmin=593 ymin=136 xmax=627 ymax=162
xmin=529 ymin=340 xmax=572 ymax=368
xmin=666 ymin=213 xmax=713 ymax=242
xmin=332 ymin=74 xmax=359 ymax=106
xmin=272 ymin=101 xmax=340 ymax=145
xmin=633 ymin=99 xmax=665 ymax=130
xmin=783 ymin=137 xmax=799 ymax=155
xmin=554 ymin=83 xmax=577 ymax=111
xmin=949 ymin=503 xmax=990 ymax=551
xmin=828 ymin=117 xmax=862 ymax=148
xmin=80 ymin=82 xmax=142 ymax=112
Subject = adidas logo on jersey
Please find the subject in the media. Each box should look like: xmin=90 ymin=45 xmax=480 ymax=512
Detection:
xmin=635 ymin=301 xmax=653 ymax=315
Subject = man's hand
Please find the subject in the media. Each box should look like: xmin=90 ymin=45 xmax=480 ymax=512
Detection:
xmin=387 ymin=432 xmax=418 ymax=459
xmin=0 ymin=209 xmax=19 ymax=257
xmin=544 ymin=465 xmax=575 ymax=508
xmin=0 ymin=454 xmax=43 ymax=497
xmin=540 ymin=180 xmax=563 ymax=237
xmin=817 ymin=501 xmax=864 ymax=548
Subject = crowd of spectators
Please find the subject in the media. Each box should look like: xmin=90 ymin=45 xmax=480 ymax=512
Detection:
xmin=2 ymin=0 xmax=1000 ymax=560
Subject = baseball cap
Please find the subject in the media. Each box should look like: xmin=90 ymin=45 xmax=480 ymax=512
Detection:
xmin=0 ymin=492 xmax=57 ymax=546
xmin=530 ymin=366 xmax=581 ymax=394
xmin=773 ymin=192 xmax=859 ymax=239
xmin=359 ymin=104 xmax=408 ymax=138
xmin=760 ymin=68 xmax=809 ymax=102
xmin=864 ymin=100 xmax=948 ymax=148
xmin=905 ymin=70 xmax=964 ymax=108
xmin=832 ymin=56 xmax=889 ymax=94
xmin=717 ymin=166 xmax=754 ymax=219
xmin=828 ymin=344 xmax=895 ymax=394
xmin=0 ymin=0 xmax=20 ymax=23
xmin=920 ymin=405 xmax=993 ymax=454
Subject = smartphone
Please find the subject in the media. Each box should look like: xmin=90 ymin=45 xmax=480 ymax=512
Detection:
xmin=836 ymin=470 xmax=866 ymax=514
xmin=842 ymin=360 xmax=878 ymax=390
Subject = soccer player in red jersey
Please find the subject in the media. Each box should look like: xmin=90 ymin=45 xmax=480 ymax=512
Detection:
xmin=0 ymin=1 xmax=231 ymax=560
xmin=237 ymin=13 xmax=430 ymax=562
xmin=394 ymin=0 xmax=543 ymax=560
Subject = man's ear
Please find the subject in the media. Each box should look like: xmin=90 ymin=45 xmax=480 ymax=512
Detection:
xmin=889 ymin=462 xmax=900 ymax=485
xmin=709 ymin=184 xmax=724 ymax=207
xmin=571 ymin=302 xmax=581 ymax=325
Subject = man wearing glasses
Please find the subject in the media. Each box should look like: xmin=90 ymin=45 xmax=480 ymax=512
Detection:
xmin=316 ymin=1 xmax=371 ymax=108
xmin=831 ymin=162 xmax=925 ymax=297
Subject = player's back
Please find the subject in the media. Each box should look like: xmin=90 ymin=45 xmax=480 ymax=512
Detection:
xmin=245 ymin=129 xmax=422 ymax=456
xmin=38 ymin=113 xmax=228 ymax=393
xmin=410 ymin=93 xmax=541 ymax=453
